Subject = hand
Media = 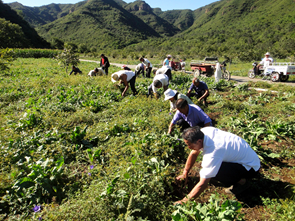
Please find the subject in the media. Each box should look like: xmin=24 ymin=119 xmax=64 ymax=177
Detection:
xmin=174 ymin=197 xmax=189 ymax=205
xmin=121 ymin=92 xmax=125 ymax=97
xmin=176 ymin=174 xmax=188 ymax=185
xmin=198 ymin=98 xmax=202 ymax=102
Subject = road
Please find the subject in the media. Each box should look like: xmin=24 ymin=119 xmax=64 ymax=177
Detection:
xmin=80 ymin=59 xmax=295 ymax=86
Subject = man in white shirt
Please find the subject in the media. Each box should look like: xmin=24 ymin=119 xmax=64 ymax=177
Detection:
xmin=154 ymin=65 xmax=172 ymax=80
xmin=88 ymin=68 xmax=105 ymax=77
xmin=111 ymin=70 xmax=137 ymax=96
xmin=255 ymin=52 xmax=273 ymax=78
xmin=175 ymin=126 xmax=260 ymax=204
xmin=139 ymin=57 xmax=153 ymax=78
xmin=148 ymin=73 xmax=169 ymax=98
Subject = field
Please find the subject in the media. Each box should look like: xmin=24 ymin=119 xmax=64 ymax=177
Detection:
xmin=0 ymin=58 xmax=295 ymax=220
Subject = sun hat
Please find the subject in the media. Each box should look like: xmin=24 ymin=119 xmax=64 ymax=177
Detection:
xmin=164 ymin=89 xmax=177 ymax=101
xmin=265 ymin=52 xmax=270 ymax=56
xmin=167 ymin=54 xmax=172 ymax=58
xmin=111 ymin=73 xmax=119 ymax=83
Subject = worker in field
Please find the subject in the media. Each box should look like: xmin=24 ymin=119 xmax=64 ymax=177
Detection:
xmin=186 ymin=78 xmax=209 ymax=106
xmin=167 ymin=99 xmax=211 ymax=134
xmin=88 ymin=68 xmax=105 ymax=77
xmin=135 ymin=63 xmax=145 ymax=77
xmin=121 ymin=65 xmax=131 ymax=71
xmin=256 ymin=52 xmax=274 ymax=79
xmin=139 ymin=57 xmax=153 ymax=78
xmin=153 ymin=65 xmax=172 ymax=80
xmin=174 ymin=126 xmax=260 ymax=204
xmin=111 ymin=70 xmax=137 ymax=96
xmin=163 ymin=54 xmax=172 ymax=68
xmin=100 ymin=54 xmax=110 ymax=75
xmin=164 ymin=89 xmax=193 ymax=112
xmin=69 ymin=65 xmax=82 ymax=75
xmin=148 ymin=73 xmax=169 ymax=99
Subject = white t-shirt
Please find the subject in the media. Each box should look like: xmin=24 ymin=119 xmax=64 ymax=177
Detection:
xmin=156 ymin=66 xmax=172 ymax=75
xmin=115 ymin=70 xmax=135 ymax=82
xmin=142 ymin=58 xmax=153 ymax=68
xmin=135 ymin=63 xmax=144 ymax=71
xmin=199 ymin=127 xmax=260 ymax=179
xmin=260 ymin=57 xmax=273 ymax=68
xmin=152 ymin=74 xmax=169 ymax=93
xmin=88 ymin=68 xmax=105 ymax=76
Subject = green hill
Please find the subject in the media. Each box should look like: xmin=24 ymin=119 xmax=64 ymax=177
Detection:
xmin=35 ymin=0 xmax=160 ymax=50
xmin=124 ymin=0 xmax=180 ymax=36
xmin=0 ymin=1 xmax=50 ymax=48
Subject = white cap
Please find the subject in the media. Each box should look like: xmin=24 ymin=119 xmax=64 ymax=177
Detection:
xmin=167 ymin=54 xmax=172 ymax=58
xmin=164 ymin=89 xmax=177 ymax=101
xmin=265 ymin=52 xmax=270 ymax=56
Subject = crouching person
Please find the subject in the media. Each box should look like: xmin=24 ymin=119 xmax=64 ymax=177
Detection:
xmin=148 ymin=73 xmax=169 ymax=99
xmin=111 ymin=70 xmax=137 ymax=96
xmin=174 ymin=126 xmax=260 ymax=204
xmin=88 ymin=68 xmax=105 ymax=77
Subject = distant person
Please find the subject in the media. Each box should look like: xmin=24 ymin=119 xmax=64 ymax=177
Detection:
xmin=148 ymin=73 xmax=169 ymax=99
xmin=163 ymin=55 xmax=172 ymax=67
xmin=174 ymin=126 xmax=260 ymax=204
xmin=167 ymin=99 xmax=211 ymax=134
xmin=88 ymin=68 xmax=105 ymax=77
xmin=153 ymin=65 xmax=172 ymax=80
xmin=100 ymin=54 xmax=110 ymax=75
xmin=164 ymin=89 xmax=193 ymax=112
xmin=186 ymin=78 xmax=209 ymax=106
xmin=135 ymin=63 xmax=145 ymax=77
xmin=111 ymin=70 xmax=137 ymax=96
xmin=122 ymin=65 xmax=131 ymax=71
xmin=69 ymin=65 xmax=82 ymax=75
xmin=256 ymin=52 xmax=273 ymax=79
xmin=139 ymin=57 xmax=153 ymax=78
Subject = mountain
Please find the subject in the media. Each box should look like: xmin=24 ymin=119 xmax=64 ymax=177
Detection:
xmin=35 ymin=0 xmax=160 ymax=49
xmin=124 ymin=1 xmax=180 ymax=36
xmin=0 ymin=1 xmax=50 ymax=48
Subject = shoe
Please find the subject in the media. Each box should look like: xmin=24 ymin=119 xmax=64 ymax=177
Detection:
xmin=225 ymin=180 xmax=250 ymax=195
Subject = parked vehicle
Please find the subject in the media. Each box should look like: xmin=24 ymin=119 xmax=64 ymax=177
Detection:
xmin=248 ymin=62 xmax=295 ymax=82
xmin=190 ymin=57 xmax=230 ymax=80
xmin=170 ymin=59 xmax=186 ymax=71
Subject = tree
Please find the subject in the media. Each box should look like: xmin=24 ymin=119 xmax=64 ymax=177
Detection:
xmin=55 ymin=45 xmax=80 ymax=73
xmin=51 ymin=38 xmax=64 ymax=49
xmin=0 ymin=48 xmax=15 ymax=72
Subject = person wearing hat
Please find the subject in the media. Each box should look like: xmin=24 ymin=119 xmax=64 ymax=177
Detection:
xmin=135 ymin=63 xmax=145 ymax=77
xmin=139 ymin=57 xmax=153 ymax=78
xmin=167 ymin=99 xmax=212 ymax=134
xmin=111 ymin=70 xmax=137 ymax=96
xmin=174 ymin=126 xmax=260 ymax=205
xmin=163 ymin=55 xmax=172 ymax=67
xmin=122 ymin=65 xmax=131 ymax=71
xmin=255 ymin=52 xmax=273 ymax=78
xmin=100 ymin=54 xmax=110 ymax=75
xmin=153 ymin=65 xmax=172 ymax=80
xmin=88 ymin=68 xmax=105 ymax=77
xmin=186 ymin=78 xmax=209 ymax=106
xmin=164 ymin=89 xmax=193 ymax=112
xmin=148 ymin=73 xmax=169 ymax=99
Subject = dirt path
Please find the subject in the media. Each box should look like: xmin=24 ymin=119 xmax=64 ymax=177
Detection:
xmin=80 ymin=59 xmax=295 ymax=86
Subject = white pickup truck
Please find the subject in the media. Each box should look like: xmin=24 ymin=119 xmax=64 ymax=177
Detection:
xmin=265 ymin=62 xmax=295 ymax=82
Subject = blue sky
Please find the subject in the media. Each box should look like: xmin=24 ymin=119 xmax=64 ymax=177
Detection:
xmin=3 ymin=0 xmax=218 ymax=11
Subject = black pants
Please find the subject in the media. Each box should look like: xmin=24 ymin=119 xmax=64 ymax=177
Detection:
xmin=212 ymin=162 xmax=259 ymax=187
xmin=102 ymin=67 xmax=109 ymax=75
xmin=188 ymin=90 xmax=209 ymax=103
xmin=175 ymin=120 xmax=206 ymax=131
xmin=135 ymin=68 xmax=144 ymax=77
xmin=165 ymin=69 xmax=172 ymax=81
xmin=129 ymin=76 xmax=137 ymax=95
xmin=146 ymin=67 xmax=152 ymax=78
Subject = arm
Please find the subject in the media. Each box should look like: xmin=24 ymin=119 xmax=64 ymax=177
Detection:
xmin=120 ymin=75 xmax=129 ymax=96
xmin=176 ymin=150 xmax=200 ymax=183
xmin=175 ymin=177 xmax=210 ymax=204
xmin=168 ymin=122 xmax=175 ymax=134
xmin=198 ymin=89 xmax=209 ymax=102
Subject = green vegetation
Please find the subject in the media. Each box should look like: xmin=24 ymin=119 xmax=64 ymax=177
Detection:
xmin=0 ymin=57 xmax=294 ymax=220
xmin=0 ymin=48 xmax=15 ymax=71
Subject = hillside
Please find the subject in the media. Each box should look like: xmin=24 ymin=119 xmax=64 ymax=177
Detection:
xmin=0 ymin=1 xmax=50 ymax=48
xmin=124 ymin=1 xmax=180 ymax=36
xmin=35 ymin=0 xmax=160 ymax=50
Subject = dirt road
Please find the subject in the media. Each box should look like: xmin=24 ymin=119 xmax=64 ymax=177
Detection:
xmin=80 ymin=59 xmax=295 ymax=86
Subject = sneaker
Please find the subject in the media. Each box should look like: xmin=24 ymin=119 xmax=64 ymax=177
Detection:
xmin=225 ymin=180 xmax=250 ymax=195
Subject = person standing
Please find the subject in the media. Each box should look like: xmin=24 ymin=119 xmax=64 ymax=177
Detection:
xmin=174 ymin=126 xmax=260 ymax=204
xmin=111 ymin=70 xmax=137 ymax=96
xmin=100 ymin=54 xmax=110 ymax=75
xmin=186 ymin=78 xmax=209 ymax=106
xmin=163 ymin=55 xmax=172 ymax=67
xmin=139 ymin=57 xmax=153 ymax=78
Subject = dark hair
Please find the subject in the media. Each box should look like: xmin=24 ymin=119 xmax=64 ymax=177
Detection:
xmin=94 ymin=68 xmax=98 ymax=72
xmin=154 ymin=80 xmax=162 ymax=88
xmin=182 ymin=126 xmax=204 ymax=143
xmin=139 ymin=57 xmax=144 ymax=61
xmin=100 ymin=54 xmax=104 ymax=57
xmin=173 ymin=92 xmax=179 ymax=100
xmin=193 ymin=78 xmax=200 ymax=83
xmin=176 ymin=98 xmax=188 ymax=109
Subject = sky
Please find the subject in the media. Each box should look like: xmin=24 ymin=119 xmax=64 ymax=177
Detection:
xmin=2 ymin=0 xmax=218 ymax=11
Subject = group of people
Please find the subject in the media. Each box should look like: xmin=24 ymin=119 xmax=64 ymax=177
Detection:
xmin=71 ymin=54 xmax=261 ymax=204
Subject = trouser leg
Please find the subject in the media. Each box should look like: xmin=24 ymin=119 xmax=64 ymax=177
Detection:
xmin=165 ymin=69 xmax=172 ymax=81
xmin=129 ymin=76 xmax=137 ymax=95
xmin=148 ymin=84 xmax=153 ymax=96
xmin=146 ymin=67 xmax=152 ymax=78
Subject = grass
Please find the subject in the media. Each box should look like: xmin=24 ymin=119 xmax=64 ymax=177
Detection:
xmin=0 ymin=58 xmax=295 ymax=220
